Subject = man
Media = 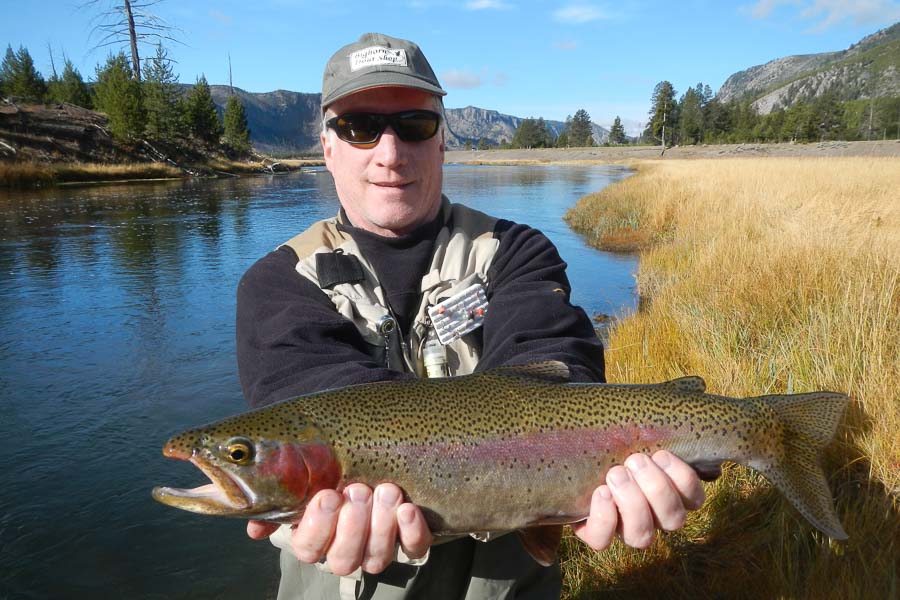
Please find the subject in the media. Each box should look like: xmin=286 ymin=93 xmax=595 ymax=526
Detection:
xmin=237 ymin=33 xmax=703 ymax=600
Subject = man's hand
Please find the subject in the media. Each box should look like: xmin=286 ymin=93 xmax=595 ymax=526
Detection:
xmin=246 ymin=483 xmax=432 ymax=576
xmin=572 ymin=450 xmax=705 ymax=550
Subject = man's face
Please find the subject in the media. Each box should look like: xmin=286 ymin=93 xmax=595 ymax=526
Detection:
xmin=321 ymin=87 xmax=444 ymax=238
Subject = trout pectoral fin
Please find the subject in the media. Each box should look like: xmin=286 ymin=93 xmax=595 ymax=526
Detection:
xmin=517 ymin=525 xmax=564 ymax=567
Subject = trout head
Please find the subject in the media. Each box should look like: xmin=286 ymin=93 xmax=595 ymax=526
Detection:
xmin=152 ymin=413 xmax=341 ymax=522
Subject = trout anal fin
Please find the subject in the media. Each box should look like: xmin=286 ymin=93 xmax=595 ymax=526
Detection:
xmin=517 ymin=525 xmax=564 ymax=567
xmin=690 ymin=459 xmax=723 ymax=482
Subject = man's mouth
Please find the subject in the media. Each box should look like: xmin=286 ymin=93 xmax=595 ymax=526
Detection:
xmin=371 ymin=180 xmax=413 ymax=189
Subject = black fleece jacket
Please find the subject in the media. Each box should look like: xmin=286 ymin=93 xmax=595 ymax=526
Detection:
xmin=236 ymin=211 xmax=605 ymax=409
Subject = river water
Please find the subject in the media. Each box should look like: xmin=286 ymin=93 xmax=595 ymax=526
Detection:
xmin=0 ymin=164 xmax=635 ymax=599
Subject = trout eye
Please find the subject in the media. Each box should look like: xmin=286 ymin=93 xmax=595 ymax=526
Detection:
xmin=223 ymin=438 xmax=254 ymax=465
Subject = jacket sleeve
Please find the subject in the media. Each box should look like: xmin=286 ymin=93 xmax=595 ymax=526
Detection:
xmin=236 ymin=246 xmax=411 ymax=408
xmin=478 ymin=222 xmax=606 ymax=384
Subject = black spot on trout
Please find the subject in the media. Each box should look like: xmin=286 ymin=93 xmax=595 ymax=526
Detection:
xmin=152 ymin=361 xmax=849 ymax=566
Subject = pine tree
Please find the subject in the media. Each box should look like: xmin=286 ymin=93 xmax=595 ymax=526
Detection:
xmin=142 ymin=43 xmax=181 ymax=143
xmin=609 ymin=116 xmax=627 ymax=145
xmin=182 ymin=74 xmax=221 ymax=144
xmin=0 ymin=45 xmax=47 ymax=101
xmin=535 ymin=118 xmax=553 ymax=147
xmin=222 ymin=94 xmax=251 ymax=153
xmin=511 ymin=118 xmax=551 ymax=148
xmin=678 ymin=86 xmax=704 ymax=145
xmin=0 ymin=46 xmax=16 ymax=97
xmin=647 ymin=81 xmax=676 ymax=146
xmin=569 ymin=109 xmax=593 ymax=146
xmin=94 ymin=52 xmax=145 ymax=142
xmin=47 ymin=59 xmax=93 ymax=108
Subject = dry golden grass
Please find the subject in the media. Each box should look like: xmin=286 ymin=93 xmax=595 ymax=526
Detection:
xmin=562 ymin=158 xmax=900 ymax=598
xmin=0 ymin=158 xmax=321 ymax=187
xmin=0 ymin=161 xmax=182 ymax=186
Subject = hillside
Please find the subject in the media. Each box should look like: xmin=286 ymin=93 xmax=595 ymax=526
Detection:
xmin=205 ymin=87 xmax=609 ymax=153
xmin=717 ymin=22 xmax=900 ymax=114
xmin=208 ymin=86 xmax=321 ymax=154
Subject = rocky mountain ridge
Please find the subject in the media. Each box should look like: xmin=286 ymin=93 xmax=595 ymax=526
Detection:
xmin=716 ymin=22 xmax=900 ymax=114
xmin=207 ymin=86 xmax=609 ymax=154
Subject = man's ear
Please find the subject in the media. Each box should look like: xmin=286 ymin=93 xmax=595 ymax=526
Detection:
xmin=321 ymin=131 xmax=334 ymax=171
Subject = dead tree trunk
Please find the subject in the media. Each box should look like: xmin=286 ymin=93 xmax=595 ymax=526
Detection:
xmin=124 ymin=0 xmax=141 ymax=80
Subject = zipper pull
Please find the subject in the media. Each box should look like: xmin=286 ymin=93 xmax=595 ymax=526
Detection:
xmin=377 ymin=315 xmax=397 ymax=369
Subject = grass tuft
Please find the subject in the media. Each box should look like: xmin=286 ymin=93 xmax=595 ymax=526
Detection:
xmin=562 ymin=157 xmax=900 ymax=599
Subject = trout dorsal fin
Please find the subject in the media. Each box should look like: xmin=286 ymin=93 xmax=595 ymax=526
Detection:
xmin=661 ymin=376 xmax=706 ymax=394
xmin=491 ymin=361 xmax=571 ymax=382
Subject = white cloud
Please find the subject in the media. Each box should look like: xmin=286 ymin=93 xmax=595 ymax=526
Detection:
xmin=553 ymin=39 xmax=579 ymax=50
xmin=749 ymin=0 xmax=799 ymax=19
xmin=747 ymin=0 xmax=900 ymax=30
xmin=442 ymin=67 xmax=509 ymax=89
xmin=553 ymin=3 xmax=610 ymax=24
xmin=442 ymin=69 xmax=484 ymax=89
xmin=465 ymin=0 xmax=512 ymax=9
xmin=209 ymin=10 xmax=233 ymax=25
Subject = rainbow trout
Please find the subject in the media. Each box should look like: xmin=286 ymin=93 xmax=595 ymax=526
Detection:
xmin=153 ymin=361 xmax=848 ymax=564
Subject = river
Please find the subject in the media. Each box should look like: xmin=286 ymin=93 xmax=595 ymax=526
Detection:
xmin=0 ymin=164 xmax=634 ymax=598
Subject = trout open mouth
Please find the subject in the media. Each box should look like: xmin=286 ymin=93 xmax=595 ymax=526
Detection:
xmin=152 ymin=454 xmax=251 ymax=515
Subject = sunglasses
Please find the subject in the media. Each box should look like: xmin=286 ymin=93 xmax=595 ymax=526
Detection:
xmin=325 ymin=110 xmax=442 ymax=146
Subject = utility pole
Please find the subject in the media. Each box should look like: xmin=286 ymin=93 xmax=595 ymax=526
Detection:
xmin=660 ymin=99 xmax=667 ymax=156
xmin=867 ymin=96 xmax=874 ymax=141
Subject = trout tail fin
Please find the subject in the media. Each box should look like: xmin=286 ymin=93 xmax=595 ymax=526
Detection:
xmin=752 ymin=391 xmax=849 ymax=540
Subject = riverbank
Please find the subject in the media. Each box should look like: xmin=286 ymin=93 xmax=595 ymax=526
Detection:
xmin=445 ymin=139 xmax=900 ymax=164
xmin=0 ymin=102 xmax=326 ymax=187
xmin=6 ymin=122 xmax=897 ymax=187
xmin=559 ymin=157 xmax=899 ymax=599
xmin=0 ymin=157 xmax=324 ymax=187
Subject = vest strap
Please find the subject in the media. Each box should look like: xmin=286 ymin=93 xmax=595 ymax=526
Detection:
xmin=316 ymin=251 xmax=365 ymax=289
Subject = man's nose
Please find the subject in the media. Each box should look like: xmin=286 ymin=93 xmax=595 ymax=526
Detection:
xmin=373 ymin=126 xmax=406 ymax=167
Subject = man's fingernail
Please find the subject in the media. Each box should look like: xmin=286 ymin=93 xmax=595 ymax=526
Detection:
xmin=626 ymin=454 xmax=648 ymax=471
xmin=347 ymin=486 xmax=371 ymax=504
xmin=319 ymin=493 xmax=340 ymax=512
xmin=597 ymin=486 xmax=612 ymax=501
xmin=608 ymin=466 xmax=630 ymax=487
xmin=653 ymin=451 xmax=671 ymax=468
xmin=377 ymin=485 xmax=400 ymax=507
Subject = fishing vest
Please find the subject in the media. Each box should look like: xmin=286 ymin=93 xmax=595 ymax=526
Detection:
xmin=280 ymin=197 xmax=500 ymax=378
xmin=271 ymin=198 xmax=561 ymax=600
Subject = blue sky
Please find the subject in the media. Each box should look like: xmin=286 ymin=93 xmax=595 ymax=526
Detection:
xmin=3 ymin=1 xmax=899 ymax=133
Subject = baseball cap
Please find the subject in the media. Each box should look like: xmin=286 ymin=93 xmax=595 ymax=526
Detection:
xmin=321 ymin=33 xmax=446 ymax=111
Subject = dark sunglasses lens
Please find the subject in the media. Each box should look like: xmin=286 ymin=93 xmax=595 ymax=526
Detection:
xmin=334 ymin=114 xmax=382 ymax=144
xmin=331 ymin=111 xmax=441 ymax=144
xmin=392 ymin=111 xmax=440 ymax=142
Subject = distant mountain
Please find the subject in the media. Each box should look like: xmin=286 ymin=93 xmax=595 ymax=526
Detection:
xmin=717 ymin=22 xmax=900 ymax=114
xmin=208 ymin=86 xmax=321 ymax=154
xmin=206 ymin=86 xmax=608 ymax=154
xmin=444 ymin=105 xmax=609 ymax=148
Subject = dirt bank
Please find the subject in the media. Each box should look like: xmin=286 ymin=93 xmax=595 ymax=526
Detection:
xmin=445 ymin=139 xmax=900 ymax=164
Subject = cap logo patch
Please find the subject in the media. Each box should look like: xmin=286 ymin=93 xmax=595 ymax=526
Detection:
xmin=349 ymin=46 xmax=408 ymax=71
